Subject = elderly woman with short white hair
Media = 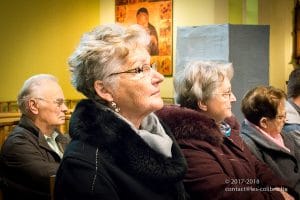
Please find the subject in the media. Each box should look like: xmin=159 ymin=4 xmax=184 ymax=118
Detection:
xmin=54 ymin=24 xmax=188 ymax=200
xmin=156 ymin=60 xmax=295 ymax=200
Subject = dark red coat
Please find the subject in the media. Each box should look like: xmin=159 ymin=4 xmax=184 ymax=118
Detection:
xmin=156 ymin=105 xmax=289 ymax=200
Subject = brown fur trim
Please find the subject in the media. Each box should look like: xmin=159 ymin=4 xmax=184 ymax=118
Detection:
xmin=156 ymin=105 xmax=223 ymax=146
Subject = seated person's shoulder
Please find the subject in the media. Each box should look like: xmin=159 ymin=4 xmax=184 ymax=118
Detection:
xmin=3 ymin=128 xmax=31 ymax=146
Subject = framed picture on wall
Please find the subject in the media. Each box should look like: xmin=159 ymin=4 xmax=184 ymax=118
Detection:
xmin=115 ymin=0 xmax=173 ymax=76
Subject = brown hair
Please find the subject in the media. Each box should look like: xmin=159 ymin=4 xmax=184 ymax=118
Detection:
xmin=241 ymin=85 xmax=286 ymax=125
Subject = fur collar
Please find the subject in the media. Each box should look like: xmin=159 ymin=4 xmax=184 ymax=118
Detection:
xmin=68 ymin=100 xmax=187 ymax=182
xmin=69 ymin=99 xmax=130 ymax=147
xmin=156 ymin=105 xmax=224 ymax=146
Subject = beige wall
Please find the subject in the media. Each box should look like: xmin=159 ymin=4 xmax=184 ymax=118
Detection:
xmin=0 ymin=0 xmax=100 ymax=101
xmin=259 ymin=0 xmax=294 ymax=91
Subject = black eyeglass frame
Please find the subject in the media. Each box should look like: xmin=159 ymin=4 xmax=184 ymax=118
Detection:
xmin=107 ymin=63 xmax=156 ymax=77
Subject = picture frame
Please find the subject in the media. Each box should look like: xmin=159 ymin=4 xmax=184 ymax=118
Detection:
xmin=115 ymin=0 xmax=173 ymax=76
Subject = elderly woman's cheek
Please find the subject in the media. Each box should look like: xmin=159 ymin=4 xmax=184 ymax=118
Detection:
xmin=139 ymin=87 xmax=163 ymax=112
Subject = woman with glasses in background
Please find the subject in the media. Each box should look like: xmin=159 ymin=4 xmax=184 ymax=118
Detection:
xmin=241 ymin=85 xmax=300 ymax=198
xmin=156 ymin=61 xmax=295 ymax=199
xmin=54 ymin=24 xmax=188 ymax=200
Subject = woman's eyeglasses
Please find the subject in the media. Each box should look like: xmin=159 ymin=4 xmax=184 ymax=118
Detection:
xmin=214 ymin=91 xmax=232 ymax=100
xmin=275 ymin=113 xmax=286 ymax=121
xmin=108 ymin=63 xmax=156 ymax=78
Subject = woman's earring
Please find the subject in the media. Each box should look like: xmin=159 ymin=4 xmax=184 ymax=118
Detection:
xmin=110 ymin=101 xmax=120 ymax=113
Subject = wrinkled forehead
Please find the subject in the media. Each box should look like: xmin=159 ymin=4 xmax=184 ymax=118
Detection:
xmin=32 ymin=80 xmax=64 ymax=98
xmin=126 ymin=47 xmax=150 ymax=65
xmin=215 ymin=76 xmax=231 ymax=91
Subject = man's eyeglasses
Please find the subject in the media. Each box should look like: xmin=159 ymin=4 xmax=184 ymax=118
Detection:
xmin=35 ymin=97 xmax=67 ymax=108
xmin=107 ymin=63 xmax=156 ymax=77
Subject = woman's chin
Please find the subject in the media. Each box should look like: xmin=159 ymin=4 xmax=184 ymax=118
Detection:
xmin=151 ymin=99 xmax=164 ymax=111
xmin=226 ymin=111 xmax=233 ymax=118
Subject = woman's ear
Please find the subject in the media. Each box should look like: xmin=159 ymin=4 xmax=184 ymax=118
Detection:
xmin=94 ymin=80 xmax=113 ymax=102
xmin=197 ymin=100 xmax=207 ymax=111
xmin=259 ymin=117 xmax=268 ymax=129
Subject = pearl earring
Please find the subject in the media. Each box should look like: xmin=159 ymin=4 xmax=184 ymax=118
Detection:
xmin=110 ymin=101 xmax=120 ymax=113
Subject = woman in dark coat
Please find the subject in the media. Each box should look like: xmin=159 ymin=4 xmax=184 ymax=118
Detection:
xmin=54 ymin=24 xmax=188 ymax=200
xmin=240 ymin=85 xmax=300 ymax=198
xmin=156 ymin=61 xmax=295 ymax=200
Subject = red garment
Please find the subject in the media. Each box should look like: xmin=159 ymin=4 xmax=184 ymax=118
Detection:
xmin=156 ymin=105 xmax=289 ymax=200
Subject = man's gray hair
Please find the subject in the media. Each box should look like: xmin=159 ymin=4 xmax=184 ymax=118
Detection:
xmin=69 ymin=23 xmax=150 ymax=102
xmin=174 ymin=60 xmax=234 ymax=109
xmin=17 ymin=74 xmax=58 ymax=115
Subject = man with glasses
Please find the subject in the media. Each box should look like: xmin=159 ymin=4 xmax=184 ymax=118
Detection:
xmin=0 ymin=74 xmax=70 ymax=200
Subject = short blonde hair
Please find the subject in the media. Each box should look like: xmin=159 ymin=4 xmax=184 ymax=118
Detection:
xmin=69 ymin=23 xmax=150 ymax=102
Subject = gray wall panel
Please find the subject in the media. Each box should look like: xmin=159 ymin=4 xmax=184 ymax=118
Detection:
xmin=176 ymin=24 xmax=269 ymax=122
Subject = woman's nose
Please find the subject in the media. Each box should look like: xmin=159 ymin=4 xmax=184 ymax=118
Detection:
xmin=151 ymin=69 xmax=164 ymax=83
xmin=230 ymin=92 xmax=237 ymax=102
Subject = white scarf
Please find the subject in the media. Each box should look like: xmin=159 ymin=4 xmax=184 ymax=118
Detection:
xmin=116 ymin=112 xmax=173 ymax=157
